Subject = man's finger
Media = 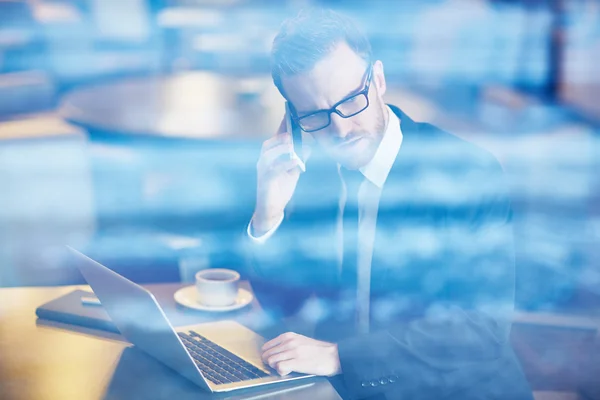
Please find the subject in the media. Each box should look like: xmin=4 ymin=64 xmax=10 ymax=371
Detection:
xmin=262 ymin=338 xmax=282 ymax=352
xmin=261 ymin=132 xmax=291 ymax=153
xmin=275 ymin=360 xmax=295 ymax=376
xmin=262 ymin=332 xmax=297 ymax=351
xmin=259 ymin=143 xmax=295 ymax=170
xmin=266 ymin=350 xmax=296 ymax=368
xmin=270 ymin=159 xmax=302 ymax=175
xmin=261 ymin=339 xmax=298 ymax=361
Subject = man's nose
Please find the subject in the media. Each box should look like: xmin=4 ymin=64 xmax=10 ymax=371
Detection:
xmin=329 ymin=113 xmax=352 ymax=139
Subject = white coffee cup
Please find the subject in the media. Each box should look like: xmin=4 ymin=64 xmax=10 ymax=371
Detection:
xmin=195 ymin=268 xmax=240 ymax=307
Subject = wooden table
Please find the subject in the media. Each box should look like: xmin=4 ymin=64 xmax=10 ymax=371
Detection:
xmin=0 ymin=283 xmax=341 ymax=400
xmin=59 ymin=72 xmax=284 ymax=140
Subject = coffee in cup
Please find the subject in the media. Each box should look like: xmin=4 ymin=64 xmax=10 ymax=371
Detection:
xmin=195 ymin=268 xmax=240 ymax=307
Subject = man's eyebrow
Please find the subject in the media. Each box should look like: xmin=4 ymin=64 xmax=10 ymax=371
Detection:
xmin=337 ymin=86 xmax=363 ymax=103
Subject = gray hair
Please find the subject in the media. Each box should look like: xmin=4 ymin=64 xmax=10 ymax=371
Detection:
xmin=271 ymin=8 xmax=372 ymax=99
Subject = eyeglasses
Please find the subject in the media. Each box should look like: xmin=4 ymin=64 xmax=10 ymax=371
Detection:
xmin=291 ymin=64 xmax=373 ymax=133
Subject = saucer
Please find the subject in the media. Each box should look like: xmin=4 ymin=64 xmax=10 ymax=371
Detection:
xmin=174 ymin=285 xmax=253 ymax=312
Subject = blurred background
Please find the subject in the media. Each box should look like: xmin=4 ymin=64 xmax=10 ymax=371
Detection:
xmin=0 ymin=0 xmax=599 ymax=397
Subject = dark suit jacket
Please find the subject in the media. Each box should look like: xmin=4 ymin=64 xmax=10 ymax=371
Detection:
xmin=245 ymin=106 xmax=532 ymax=400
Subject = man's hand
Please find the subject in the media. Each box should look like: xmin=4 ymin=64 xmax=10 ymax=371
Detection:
xmin=253 ymin=117 xmax=304 ymax=236
xmin=261 ymin=332 xmax=342 ymax=377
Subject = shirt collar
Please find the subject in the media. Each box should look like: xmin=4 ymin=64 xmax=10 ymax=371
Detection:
xmin=358 ymin=105 xmax=403 ymax=188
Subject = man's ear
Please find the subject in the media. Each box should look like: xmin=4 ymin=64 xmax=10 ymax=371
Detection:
xmin=373 ymin=60 xmax=386 ymax=97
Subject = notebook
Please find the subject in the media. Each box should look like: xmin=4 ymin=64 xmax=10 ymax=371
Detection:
xmin=35 ymin=289 xmax=119 ymax=333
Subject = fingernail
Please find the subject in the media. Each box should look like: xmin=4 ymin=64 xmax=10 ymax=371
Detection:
xmin=289 ymin=153 xmax=306 ymax=172
xmin=298 ymin=159 xmax=306 ymax=172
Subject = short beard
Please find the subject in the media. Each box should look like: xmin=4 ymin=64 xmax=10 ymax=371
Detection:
xmin=340 ymin=97 xmax=388 ymax=170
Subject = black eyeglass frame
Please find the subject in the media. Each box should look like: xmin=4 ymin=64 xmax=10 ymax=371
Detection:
xmin=288 ymin=63 xmax=374 ymax=133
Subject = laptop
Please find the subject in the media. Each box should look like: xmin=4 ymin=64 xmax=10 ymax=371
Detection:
xmin=67 ymin=247 xmax=314 ymax=393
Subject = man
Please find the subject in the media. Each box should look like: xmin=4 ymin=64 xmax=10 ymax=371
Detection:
xmin=245 ymin=8 xmax=532 ymax=400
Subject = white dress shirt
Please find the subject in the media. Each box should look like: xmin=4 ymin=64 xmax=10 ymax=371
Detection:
xmin=248 ymin=106 xmax=403 ymax=333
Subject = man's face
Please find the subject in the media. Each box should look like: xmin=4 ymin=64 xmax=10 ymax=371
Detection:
xmin=281 ymin=42 xmax=388 ymax=170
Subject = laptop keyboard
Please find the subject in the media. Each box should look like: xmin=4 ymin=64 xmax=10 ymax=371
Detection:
xmin=178 ymin=331 xmax=270 ymax=385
